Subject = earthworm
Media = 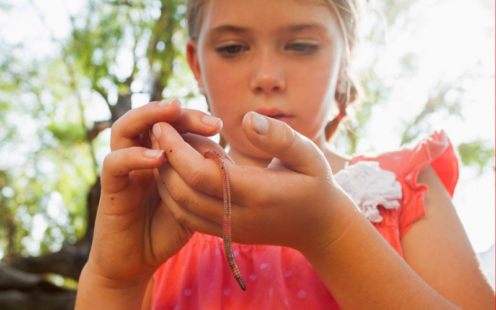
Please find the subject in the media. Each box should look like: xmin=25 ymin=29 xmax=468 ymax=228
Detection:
xmin=204 ymin=150 xmax=247 ymax=291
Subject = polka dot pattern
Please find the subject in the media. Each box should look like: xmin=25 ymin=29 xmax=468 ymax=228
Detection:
xmin=151 ymin=129 xmax=458 ymax=310
xmin=297 ymin=290 xmax=307 ymax=299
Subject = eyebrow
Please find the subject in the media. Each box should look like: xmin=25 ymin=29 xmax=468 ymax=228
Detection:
xmin=207 ymin=23 xmax=328 ymax=37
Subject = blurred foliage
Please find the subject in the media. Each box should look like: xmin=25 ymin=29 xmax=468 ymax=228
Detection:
xmin=45 ymin=273 xmax=79 ymax=290
xmin=0 ymin=0 xmax=494 ymax=272
xmin=0 ymin=0 xmax=191 ymax=261
xmin=459 ymin=141 xmax=495 ymax=174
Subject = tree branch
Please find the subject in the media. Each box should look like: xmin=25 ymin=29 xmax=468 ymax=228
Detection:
xmin=8 ymin=248 xmax=87 ymax=281
xmin=104 ymin=0 xmax=145 ymax=8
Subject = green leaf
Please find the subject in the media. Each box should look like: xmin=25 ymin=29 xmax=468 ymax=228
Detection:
xmin=47 ymin=122 xmax=86 ymax=145
xmin=458 ymin=141 xmax=495 ymax=174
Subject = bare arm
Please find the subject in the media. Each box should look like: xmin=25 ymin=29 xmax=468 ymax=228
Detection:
xmin=303 ymin=192 xmax=460 ymax=310
xmin=74 ymin=101 xmax=222 ymax=310
xmin=76 ymin=262 xmax=151 ymax=310
xmin=303 ymin=165 xmax=494 ymax=309
xmin=401 ymin=165 xmax=495 ymax=309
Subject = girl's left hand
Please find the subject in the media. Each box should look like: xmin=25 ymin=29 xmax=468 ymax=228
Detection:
xmin=151 ymin=112 xmax=359 ymax=256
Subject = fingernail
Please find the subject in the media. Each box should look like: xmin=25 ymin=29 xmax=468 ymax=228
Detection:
xmin=251 ymin=112 xmax=268 ymax=135
xmin=145 ymin=149 xmax=164 ymax=159
xmin=202 ymin=115 xmax=221 ymax=127
xmin=153 ymin=123 xmax=162 ymax=139
xmin=158 ymin=98 xmax=177 ymax=107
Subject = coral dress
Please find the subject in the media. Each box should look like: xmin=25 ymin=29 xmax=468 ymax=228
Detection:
xmin=152 ymin=130 xmax=459 ymax=309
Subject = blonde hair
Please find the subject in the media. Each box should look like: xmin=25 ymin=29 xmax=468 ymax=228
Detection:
xmin=187 ymin=0 xmax=364 ymax=144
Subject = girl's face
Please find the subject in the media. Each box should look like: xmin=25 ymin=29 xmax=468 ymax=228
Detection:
xmin=187 ymin=0 xmax=345 ymax=166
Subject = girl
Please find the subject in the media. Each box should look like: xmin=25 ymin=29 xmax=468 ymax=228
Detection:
xmin=75 ymin=0 xmax=495 ymax=309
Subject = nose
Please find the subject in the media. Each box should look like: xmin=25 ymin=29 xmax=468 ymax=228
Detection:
xmin=250 ymin=49 xmax=286 ymax=94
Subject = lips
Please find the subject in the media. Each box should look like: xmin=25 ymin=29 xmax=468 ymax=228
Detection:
xmin=253 ymin=107 xmax=293 ymax=125
xmin=254 ymin=107 xmax=291 ymax=118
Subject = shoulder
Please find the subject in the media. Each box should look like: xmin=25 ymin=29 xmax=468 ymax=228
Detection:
xmin=351 ymin=129 xmax=459 ymax=199
xmin=348 ymin=130 xmax=460 ymax=236
xmin=352 ymin=130 xmax=458 ymax=182
xmin=417 ymin=164 xmax=445 ymax=193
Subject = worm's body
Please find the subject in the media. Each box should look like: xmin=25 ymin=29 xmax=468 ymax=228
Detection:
xmin=204 ymin=151 xmax=247 ymax=291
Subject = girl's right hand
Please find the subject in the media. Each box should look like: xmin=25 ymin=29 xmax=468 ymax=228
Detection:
xmin=83 ymin=99 xmax=223 ymax=287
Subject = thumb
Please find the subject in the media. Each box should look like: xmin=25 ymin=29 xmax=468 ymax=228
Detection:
xmin=242 ymin=112 xmax=328 ymax=176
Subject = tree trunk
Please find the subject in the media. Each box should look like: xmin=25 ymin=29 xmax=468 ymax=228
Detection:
xmin=0 ymin=264 xmax=76 ymax=310
xmin=2 ymin=2 xmax=180 ymax=308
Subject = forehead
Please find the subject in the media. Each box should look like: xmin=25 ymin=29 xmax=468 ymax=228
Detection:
xmin=198 ymin=0 xmax=342 ymax=41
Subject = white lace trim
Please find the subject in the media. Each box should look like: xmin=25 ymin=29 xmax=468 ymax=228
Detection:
xmin=334 ymin=161 xmax=402 ymax=223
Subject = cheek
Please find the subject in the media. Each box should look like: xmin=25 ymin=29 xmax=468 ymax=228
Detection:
xmin=293 ymin=62 xmax=336 ymax=129
xmin=287 ymin=51 xmax=337 ymax=100
xmin=202 ymin=57 xmax=245 ymax=116
xmin=300 ymin=56 xmax=336 ymax=95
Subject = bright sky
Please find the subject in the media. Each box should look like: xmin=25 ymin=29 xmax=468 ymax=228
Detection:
xmin=353 ymin=0 xmax=495 ymax=254
xmin=1 ymin=0 xmax=494 ymax=259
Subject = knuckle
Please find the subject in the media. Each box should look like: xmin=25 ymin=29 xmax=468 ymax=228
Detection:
xmin=276 ymin=124 xmax=297 ymax=152
xmin=110 ymin=117 xmax=122 ymax=133
xmin=187 ymin=168 xmax=204 ymax=189
xmin=110 ymin=109 xmax=133 ymax=133
xmin=110 ymin=119 xmax=124 ymax=149
xmin=102 ymin=153 xmax=114 ymax=168
xmin=169 ymin=207 xmax=187 ymax=225
xmin=167 ymin=181 xmax=188 ymax=207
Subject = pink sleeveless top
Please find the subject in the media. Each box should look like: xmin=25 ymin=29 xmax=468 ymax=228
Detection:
xmin=152 ymin=130 xmax=459 ymax=309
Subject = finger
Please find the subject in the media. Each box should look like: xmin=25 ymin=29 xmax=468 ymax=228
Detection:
xmin=241 ymin=112 xmax=328 ymax=176
xmin=153 ymin=122 xmax=278 ymax=207
xmin=153 ymin=122 xmax=226 ymax=198
xmin=152 ymin=131 xmax=224 ymax=223
xmin=154 ymin=166 xmax=224 ymax=237
xmin=169 ymin=108 xmax=223 ymax=137
xmin=111 ymin=99 xmax=223 ymax=151
xmin=101 ymin=147 xmax=165 ymax=194
xmin=182 ymin=133 xmax=235 ymax=165
xmin=151 ymin=139 xmax=223 ymax=237
xmin=156 ymin=159 xmax=224 ymax=225
xmin=111 ymin=99 xmax=181 ymax=151
xmin=155 ymin=161 xmax=252 ymax=243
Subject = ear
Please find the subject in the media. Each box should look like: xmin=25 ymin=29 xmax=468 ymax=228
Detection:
xmin=186 ymin=39 xmax=203 ymax=85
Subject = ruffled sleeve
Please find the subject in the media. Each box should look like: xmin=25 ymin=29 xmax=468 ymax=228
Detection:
xmin=397 ymin=130 xmax=460 ymax=237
